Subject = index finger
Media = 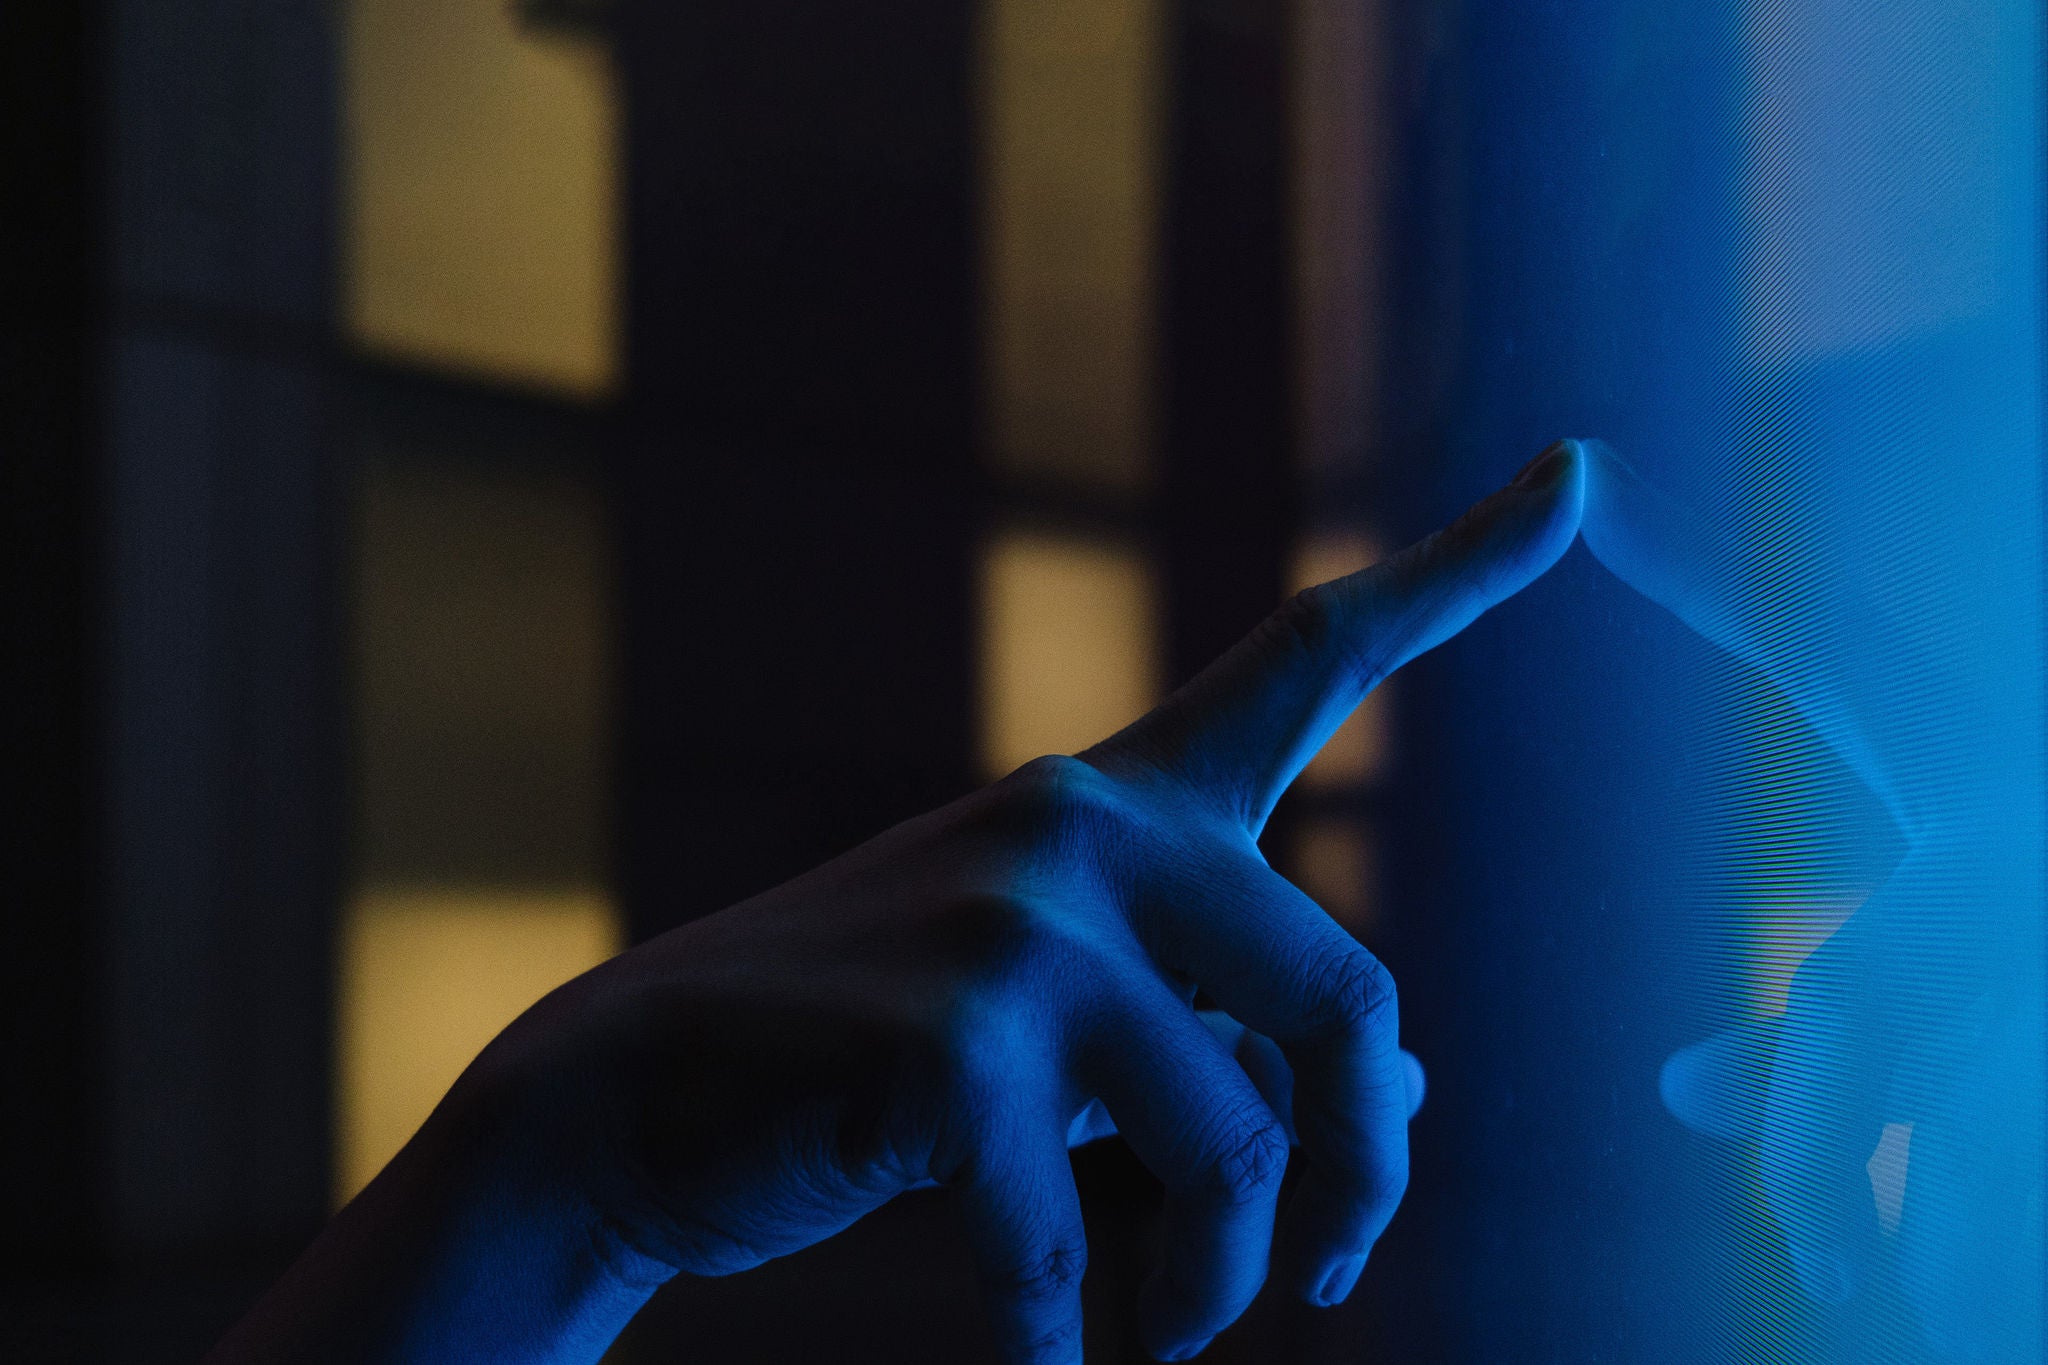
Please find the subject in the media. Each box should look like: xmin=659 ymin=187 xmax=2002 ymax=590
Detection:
xmin=1086 ymin=439 xmax=1586 ymax=833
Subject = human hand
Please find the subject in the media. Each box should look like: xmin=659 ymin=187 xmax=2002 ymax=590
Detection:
xmin=214 ymin=440 xmax=1586 ymax=1365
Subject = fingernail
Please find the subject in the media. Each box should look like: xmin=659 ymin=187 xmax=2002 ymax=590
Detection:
xmin=1512 ymin=439 xmax=1577 ymax=489
xmin=1314 ymin=1252 xmax=1368 ymax=1306
xmin=1789 ymin=1246 xmax=1854 ymax=1304
xmin=1156 ymin=1336 xmax=1214 ymax=1361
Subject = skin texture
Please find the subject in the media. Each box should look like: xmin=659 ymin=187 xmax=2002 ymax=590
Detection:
xmin=210 ymin=441 xmax=1587 ymax=1365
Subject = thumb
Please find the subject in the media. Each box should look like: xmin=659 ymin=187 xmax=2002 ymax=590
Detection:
xmin=1198 ymin=1011 xmax=1427 ymax=1139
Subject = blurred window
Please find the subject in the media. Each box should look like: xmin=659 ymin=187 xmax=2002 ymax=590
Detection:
xmin=975 ymin=0 xmax=1167 ymax=817
xmin=980 ymin=529 xmax=1160 ymax=778
xmin=976 ymin=0 xmax=1392 ymax=940
xmin=1293 ymin=0 xmax=1385 ymax=479
xmin=1281 ymin=0 xmax=1394 ymax=943
xmin=337 ymin=888 xmax=616 ymax=1199
xmin=983 ymin=0 xmax=1161 ymax=494
xmin=335 ymin=0 xmax=622 ymax=1201
xmin=353 ymin=454 xmax=611 ymax=887
xmin=342 ymin=0 xmax=619 ymax=396
xmin=339 ymin=442 xmax=619 ymax=1204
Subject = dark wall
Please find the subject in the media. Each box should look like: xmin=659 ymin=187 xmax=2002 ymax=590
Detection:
xmin=97 ymin=0 xmax=342 ymax=1266
xmin=615 ymin=0 xmax=986 ymax=937
xmin=4 ymin=3 xmax=344 ymax=1358
xmin=2 ymin=0 xmax=105 ymax=1278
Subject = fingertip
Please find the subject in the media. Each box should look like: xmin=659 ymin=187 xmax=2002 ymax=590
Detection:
xmin=1273 ymin=1151 xmax=1404 ymax=1307
xmin=1570 ymin=435 xmax=1634 ymax=519
xmin=1557 ymin=437 xmax=1591 ymax=520
xmin=1151 ymin=1332 xmax=1216 ymax=1363
xmin=1399 ymin=1049 xmax=1426 ymax=1120
xmin=1311 ymin=1251 xmax=1368 ymax=1307
xmin=1432 ymin=439 xmax=1585 ymax=612
xmin=1507 ymin=437 xmax=1588 ymax=564
xmin=1512 ymin=436 xmax=1580 ymax=490
xmin=1359 ymin=439 xmax=1587 ymax=676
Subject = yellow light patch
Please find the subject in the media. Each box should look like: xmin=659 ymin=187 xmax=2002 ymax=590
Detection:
xmin=343 ymin=0 xmax=619 ymax=397
xmin=335 ymin=885 xmax=619 ymax=1203
xmin=980 ymin=530 xmax=1160 ymax=778
xmin=983 ymin=0 xmax=1161 ymax=492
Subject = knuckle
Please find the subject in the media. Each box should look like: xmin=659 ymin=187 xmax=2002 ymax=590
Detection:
xmin=1270 ymin=579 xmax=1388 ymax=693
xmin=1267 ymin=586 xmax=1337 ymax=667
xmin=950 ymin=890 xmax=1045 ymax=955
xmin=1207 ymin=1111 xmax=1291 ymax=1209
xmin=1009 ymin=1236 xmax=1089 ymax=1305
xmin=992 ymin=753 xmax=1146 ymax=860
xmin=1282 ymin=581 xmax=1341 ymax=641
xmin=1273 ymin=581 xmax=1357 ymax=660
xmin=1319 ymin=948 xmax=1399 ymax=1037
xmin=1003 ymin=753 xmax=1102 ymax=815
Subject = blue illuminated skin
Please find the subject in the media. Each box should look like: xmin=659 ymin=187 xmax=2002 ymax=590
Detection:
xmin=1581 ymin=435 xmax=2040 ymax=1357
xmin=208 ymin=443 xmax=1586 ymax=1365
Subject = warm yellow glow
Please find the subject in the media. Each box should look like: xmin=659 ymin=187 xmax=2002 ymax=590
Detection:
xmin=1293 ymin=0 xmax=1386 ymax=476
xmin=336 ymin=886 xmax=620 ymax=1203
xmin=1292 ymin=819 xmax=1377 ymax=934
xmin=981 ymin=529 xmax=1160 ymax=777
xmin=983 ymin=0 xmax=1161 ymax=492
xmin=343 ymin=0 xmax=618 ymax=397
xmin=1290 ymin=533 xmax=1392 ymax=787
xmin=1289 ymin=532 xmax=1385 ymax=603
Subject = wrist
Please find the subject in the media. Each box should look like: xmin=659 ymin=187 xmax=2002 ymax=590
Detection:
xmin=211 ymin=1053 xmax=671 ymax=1365
xmin=382 ymin=1044 xmax=675 ymax=1362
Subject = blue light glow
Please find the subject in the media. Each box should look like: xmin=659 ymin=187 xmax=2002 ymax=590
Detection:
xmin=1376 ymin=0 xmax=2042 ymax=1357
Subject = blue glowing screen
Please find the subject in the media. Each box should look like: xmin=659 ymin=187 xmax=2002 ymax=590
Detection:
xmin=1365 ymin=1 xmax=2043 ymax=1359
